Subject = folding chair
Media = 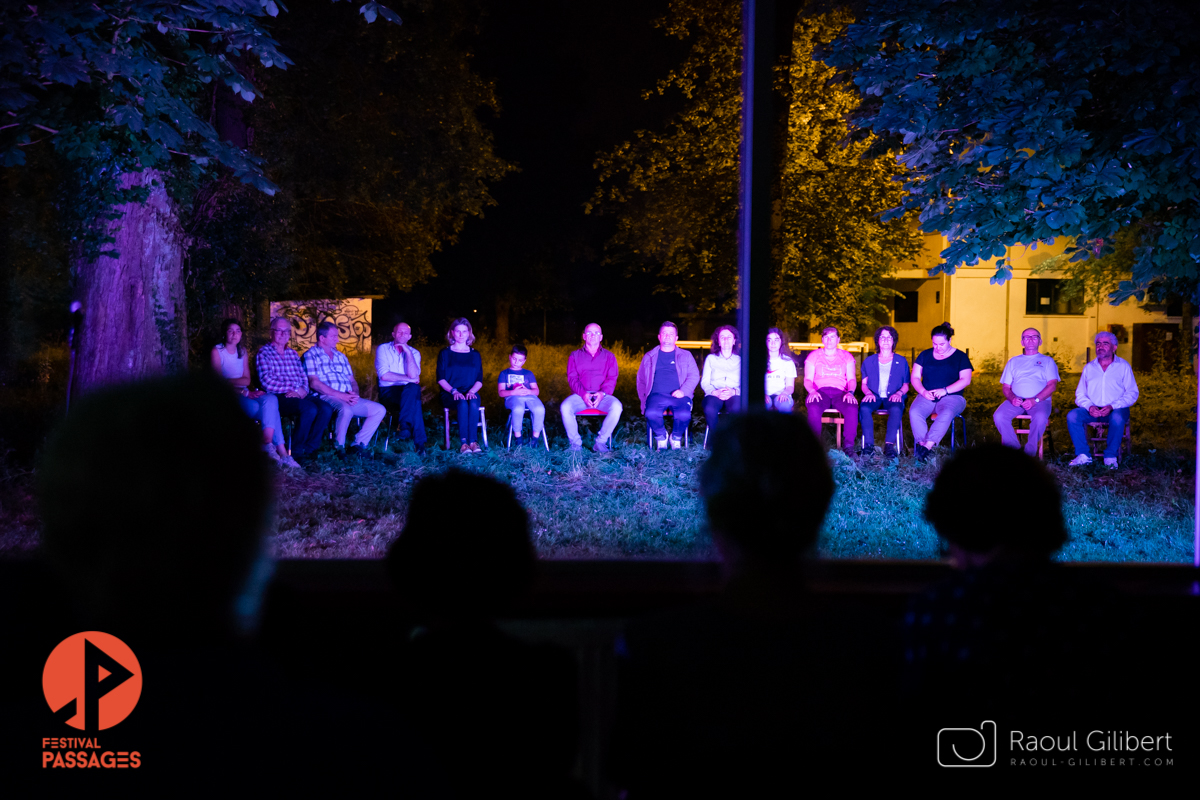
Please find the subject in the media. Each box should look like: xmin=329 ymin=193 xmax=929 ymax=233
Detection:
xmin=647 ymin=407 xmax=689 ymax=449
xmin=443 ymin=406 xmax=488 ymax=450
xmin=819 ymin=410 xmax=845 ymax=449
xmin=928 ymin=411 xmax=965 ymax=450
xmin=861 ymin=408 xmax=904 ymax=453
xmin=506 ymin=416 xmax=550 ymax=450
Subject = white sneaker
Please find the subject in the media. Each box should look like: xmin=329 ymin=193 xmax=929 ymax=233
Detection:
xmin=669 ymin=436 xmax=683 ymax=450
xmin=1068 ymin=454 xmax=1092 ymax=467
xmin=655 ymin=437 xmax=668 ymax=450
xmin=1104 ymin=457 xmax=1118 ymax=470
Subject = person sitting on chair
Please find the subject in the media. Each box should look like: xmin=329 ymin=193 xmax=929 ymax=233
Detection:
xmin=859 ymin=326 xmax=909 ymax=458
xmin=376 ymin=321 xmax=427 ymax=456
xmin=993 ymin=328 xmax=1059 ymax=458
xmin=437 ymin=317 xmax=485 ymax=454
xmin=499 ymin=344 xmax=545 ymax=447
xmin=804 ymin=325 xmax=858 ymax=456
xmin=302 ymin=321 xmax=386 ymax=458
xmin=764 ymin=328 xmax=797 ymax=411
xmin=700 ymin=325 xmax=740 ymax=443
xmin=1068 ymin=331 xmax=1138 ymax=469
xmin=636 ymin=321 xmax=699 ymax=450
xmin=212 ymin=319 xmax=297 ymax=468
xmin=561 ymin=323 xmax=622 ymax=453
xmin=258 ymin=316 xmax=334 ymax=464
xmin=909 ymin=323 xmax=973 ymax=461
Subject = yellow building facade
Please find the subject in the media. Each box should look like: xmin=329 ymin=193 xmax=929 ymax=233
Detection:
xmin=884 ymin=234 xmax=1182 ymax=372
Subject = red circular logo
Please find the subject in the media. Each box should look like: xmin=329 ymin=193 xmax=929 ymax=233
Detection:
xmin=42 ymin=632 xmax=142 ymax=731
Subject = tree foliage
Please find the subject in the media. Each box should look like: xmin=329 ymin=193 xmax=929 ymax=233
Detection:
xmin=826 ymin=0 xmax=1200 ymax=303
xmin=588 ymin=1 xmax=920 ymax=336
xmin=258 ymin=0 xmax=515 ymax=299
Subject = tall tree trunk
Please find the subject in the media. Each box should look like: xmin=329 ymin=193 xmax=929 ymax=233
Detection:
xmin=72 ymin=170 xmax=187 ymax=396
xmin=495 ymin=295 xmax=511 ymax=345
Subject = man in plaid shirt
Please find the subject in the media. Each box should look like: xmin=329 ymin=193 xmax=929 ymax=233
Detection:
xmin=257 ymin=317 xmax=335 ymax=461
xmin=303 ymin=321 xmax=386 ymax=456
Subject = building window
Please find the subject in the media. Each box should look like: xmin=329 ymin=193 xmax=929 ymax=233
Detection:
xmin=1026 ymin=279 xmax=1084 ymax=315
xmin=894 ymin=291 xmax=919 ymax=323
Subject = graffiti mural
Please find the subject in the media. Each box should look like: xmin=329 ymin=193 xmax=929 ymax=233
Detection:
xmin=269 ymin=298 xmax=374 ymax=353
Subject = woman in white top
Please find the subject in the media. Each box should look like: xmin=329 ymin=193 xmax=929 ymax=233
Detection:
xmin=211 ymin=319 xmax=296 ymax=467
xmin=765 ymin=327 xmax=797 ymax=411
xmin=700 ymin=325 xmax=741 ymax=441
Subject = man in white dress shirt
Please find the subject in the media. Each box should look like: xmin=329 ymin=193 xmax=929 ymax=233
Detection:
xmin=1067 ymin=331 xmax=1139 ymax=469
xmin=376 ymin=321 xmax=426 ymax=455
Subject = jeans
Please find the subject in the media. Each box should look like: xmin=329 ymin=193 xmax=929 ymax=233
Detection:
xmin=441 ymin=391 xmax=481 ymax=444
xmin=561 ymin=394 xmax=623 ymax=446
xmin=859 ymin=397 xmax=905 ymax=448
xmin=766 ymin=393 xmax=794 ymax=412
xmin=504 ymin=395 xmax=546 ymax=436
xmin=1067 ymin=406 xmax=1130 ymax=458
xmin=994 ymin=399 xmax=1051 ymax=457
xmin=379 ymin=383 xmax=427 ymax=447
xmin=702 ymin=394 xmax=740 ymax=428
xmin=238 ymin=392 xmax=284 ymax=447
xmin=321 ymin=395 xmax=387 ymax=447
xmin=806 ymin=391 xmax=859 ymax=446
xmin=909 ymin=395 xmax=967 ymax=447
xmin=645 ymin=393 xmax=692 ymax=439
xmin=276 ymin=394 xmax=334 ymax=456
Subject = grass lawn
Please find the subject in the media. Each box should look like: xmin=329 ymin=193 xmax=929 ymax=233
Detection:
xmin=1 ymin=344 xmax=1196 ymax=563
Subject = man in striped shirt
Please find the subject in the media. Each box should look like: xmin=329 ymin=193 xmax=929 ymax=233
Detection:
xmin=303 ymin=322 xmax=386 ymax=457
xmin=258 ymin=317 xmax=334 ymax=461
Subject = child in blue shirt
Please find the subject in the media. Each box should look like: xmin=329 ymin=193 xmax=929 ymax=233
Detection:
xmin=498 ymin=345 xmax=545 ymax=446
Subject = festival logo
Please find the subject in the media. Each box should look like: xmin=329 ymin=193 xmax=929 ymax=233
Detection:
xmin=42 ymin=632 xmax=142 ymax=732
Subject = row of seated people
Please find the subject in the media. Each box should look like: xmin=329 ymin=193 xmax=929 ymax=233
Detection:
xmin=13 ymin=375 xmax=1188 ymax=792
xmin=215 ymin=313 xmax=1139 ymax=466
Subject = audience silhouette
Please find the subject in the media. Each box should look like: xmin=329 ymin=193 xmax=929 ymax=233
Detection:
xmin=7 ymin=374 xmax=433 ymax=793
xmin=386 ymin=469 xmax=585 ymax=799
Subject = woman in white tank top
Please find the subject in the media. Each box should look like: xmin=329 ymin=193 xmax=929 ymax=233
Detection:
xmin=211 ymin=320 xmax=297 ymax=468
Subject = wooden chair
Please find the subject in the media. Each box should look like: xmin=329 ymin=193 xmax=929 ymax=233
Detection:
xmin=443 ymin=406 xmax=488 ymax=450
xmin=819 ymin=410 xmax=845 ymax=449
xmin=1086 ymin=419 xmax=1131 ymax=458
xmin=647 ymin=407 xmax=689 ymax=449
xmin=1013 ymin=414 xmax=1052 ymax=459
xmin=861 ymin=408 xmax=903 ymax=453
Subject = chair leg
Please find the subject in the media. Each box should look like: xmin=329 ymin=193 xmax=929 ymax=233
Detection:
xmin=480 ymin=407 xmax=488 ymax=448
xmin=444 ymin=408 xmax=451 ymax=450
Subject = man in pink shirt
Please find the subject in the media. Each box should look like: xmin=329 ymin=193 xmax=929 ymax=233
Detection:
xmin=561 ymin=323 xmax=622 ymax=452
xmin=803 ymin=326 xmax=858 ymax=454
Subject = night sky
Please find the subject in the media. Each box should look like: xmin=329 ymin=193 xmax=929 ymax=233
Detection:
xmin=375 ymin=0 xmax=689 ymax=348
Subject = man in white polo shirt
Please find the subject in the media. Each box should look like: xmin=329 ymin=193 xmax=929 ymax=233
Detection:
xmin=1068 ymin=330 xmax=1139 ymax=469
xmin=993 ymin=328 xmax=1059 ymax=457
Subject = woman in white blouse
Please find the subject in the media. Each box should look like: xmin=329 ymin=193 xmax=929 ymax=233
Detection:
xmin=211 ymin=319 xmax=297 ymax=467
xmin=700 ymin=326 xmax=741 ymax=442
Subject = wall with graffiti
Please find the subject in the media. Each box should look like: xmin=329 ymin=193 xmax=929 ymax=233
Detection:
xmin=269 ymin=298 xmax=373 ymax=353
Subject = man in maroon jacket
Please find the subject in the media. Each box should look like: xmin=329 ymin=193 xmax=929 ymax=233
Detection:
xmin=561 ymin=323 xmax=622 ymax=452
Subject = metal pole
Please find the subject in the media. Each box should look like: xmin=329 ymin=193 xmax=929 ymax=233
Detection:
xmin=738 ymin=0 xmax=776 ymax=410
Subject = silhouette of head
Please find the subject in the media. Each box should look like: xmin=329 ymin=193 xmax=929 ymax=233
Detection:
xmin=388 ymin=469 xmax=535 ymax=622
xmin=924 ymin=444 xmax=1066 ymax=560
xmin=700 ymin=411 xmax=832 ymax=562
xmin=38 ymin=373 xmax=272 ymax=634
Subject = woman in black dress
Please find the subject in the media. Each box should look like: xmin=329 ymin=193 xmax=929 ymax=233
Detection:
xmin=437 ymin=317 xmax=485 ymax=453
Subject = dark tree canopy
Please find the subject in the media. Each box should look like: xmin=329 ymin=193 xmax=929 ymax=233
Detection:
xmin=826 ymin=0 xmax=1200 ymax=303
xmin=589 ymin=1 xmax=920 ymax=337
